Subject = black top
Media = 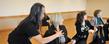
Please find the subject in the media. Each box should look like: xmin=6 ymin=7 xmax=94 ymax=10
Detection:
xmin=44 ymin=24 xmax=71 ymax=44
xmin=8 ymin=21 xmax=39 ymax=44
xmin=72 ymin=20 xmax=94 ymax=41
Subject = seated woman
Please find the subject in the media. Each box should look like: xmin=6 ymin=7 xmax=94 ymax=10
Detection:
xmin=44 ymin=15 xmax=71 ymax=44
xmin=71 ymin=11 xmax=94 ymax=44
xmin=90 ymin=9 xmax=105 ymax=44
xmin=103 ymin=18 xmax=109 ymax=41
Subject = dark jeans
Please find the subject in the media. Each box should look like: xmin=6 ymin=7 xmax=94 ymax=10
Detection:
xmin=104 ymin=27 xmax=109 ymax=41
xmin=76 ymin=39 xmax=86 ymax=44
xmin=90 ymin=26 xmax=105 ymax=44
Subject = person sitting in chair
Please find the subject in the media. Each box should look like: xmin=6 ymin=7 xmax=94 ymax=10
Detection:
xmin=44 ymin=15 xmax=71 ymax=44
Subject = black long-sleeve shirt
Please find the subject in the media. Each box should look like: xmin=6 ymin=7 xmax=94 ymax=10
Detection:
xmin=8 ymin=21 xmax=39 ymax=44
xmin=72 ymin=20 xmax=94 ymax=41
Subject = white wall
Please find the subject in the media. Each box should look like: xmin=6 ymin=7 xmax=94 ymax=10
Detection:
xmin=0 ymin=0 xmax=86 ymax=16
xmin=86 ymin=0 xmax=109 ymax=18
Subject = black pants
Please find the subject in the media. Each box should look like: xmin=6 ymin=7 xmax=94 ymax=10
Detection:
xmin=104 ymin=28 xmax=109 ymax=41
xmin=76 ymin=39 xmax=86 ymax=44
xmin=90 ymin=26 xmax=105 ymax=44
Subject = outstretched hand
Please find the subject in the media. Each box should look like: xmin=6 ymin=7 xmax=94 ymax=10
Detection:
xmin=55 ymin=26 xmax=64 ymax=37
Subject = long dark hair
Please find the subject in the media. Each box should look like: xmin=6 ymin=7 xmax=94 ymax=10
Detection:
xmin=18 ymin=3 xmax=44 ymax=29
xmin=94 ymin=9 xmax=101 ymax=17
xmin=75 ymin=11 xmax=86 ymax=25
xmin=107 ymin=18 xmax=109 ymax=23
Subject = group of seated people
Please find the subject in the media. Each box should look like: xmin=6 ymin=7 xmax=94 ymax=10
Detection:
xmin=42 ymin=9 xmax=109 ymax=44
xmin=8 ymin=3 xmax=109 ymax=44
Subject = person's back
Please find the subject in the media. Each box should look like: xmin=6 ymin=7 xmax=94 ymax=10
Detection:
xmin=8 ymin=21 xmax=39 ymax=44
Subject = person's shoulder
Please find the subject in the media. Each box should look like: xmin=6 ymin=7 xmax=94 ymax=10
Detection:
xmin=91 ymin=17 xmax=96 ymax=21
xmin=104 ymin=23 xmax=109 ymax=26
xmin=75 ymin=22 xmax=80 ymax=25
xmin=59 ymin=25 xmax=65 ymax=27
xmin=85 ymin=20 xmax=90 ymax=23
xmin=22 ymin=21 xmax=35 ymax=27
xmin=59 ymin=25 xmax=66 ymax=29
xmin=75 ymin=22 xmax=81 ymax=27
xmin=85 ymin=20 xmax=89 ymax=22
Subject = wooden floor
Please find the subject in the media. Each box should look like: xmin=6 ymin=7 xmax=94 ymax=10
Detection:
xmin=0 ymin=19 xmax=109 ymax=44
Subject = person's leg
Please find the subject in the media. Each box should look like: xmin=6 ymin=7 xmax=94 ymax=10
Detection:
xmin=77 ymin=39 xmax=86 ymax=44
xmin=103 ymin=27 xmax=108 ymax=41
xmin=98 ymin=26 xmax=106 ymax=44
xmin=90 ymin=37 xmax=98 ymax=44
xmin=90 ymin=31 xmax=99 ymax=44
